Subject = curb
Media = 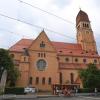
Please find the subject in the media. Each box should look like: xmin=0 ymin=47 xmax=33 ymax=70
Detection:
xmin=0 ymin=93 xmax=100 ymax=99
xmin=37 ymin=95 xmax=58 ymax=98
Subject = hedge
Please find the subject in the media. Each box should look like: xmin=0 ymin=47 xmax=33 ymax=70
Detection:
xmin=5 ymin=87 xmax=24 ymax=94
xmin=4 ymin=87 xmax=100 ymax=94
xmin=78 ymin=88 xmax=100 ymax=93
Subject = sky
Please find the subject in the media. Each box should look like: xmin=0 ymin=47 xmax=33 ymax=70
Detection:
xmin=0 ymin=0 xmax=100 ymax=53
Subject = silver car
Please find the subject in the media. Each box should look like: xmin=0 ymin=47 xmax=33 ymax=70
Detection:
xmin=24 ymin=87 xmax=36 ymax=93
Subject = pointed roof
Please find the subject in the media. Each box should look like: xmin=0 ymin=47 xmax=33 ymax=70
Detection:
xmin=9 ymin=39 xmax=33 ymax=52
xmin=76 ymin=10 xmax=90 ymax=25
xmin=28 ymin=30 xmax=56 ymax=52
xmin=29 ymin=30 xmax=48 ymax=48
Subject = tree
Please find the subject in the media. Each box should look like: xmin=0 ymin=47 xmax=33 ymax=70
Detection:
xmin=0 ymin=48 xmax=20 ymax=87
xmin=79 ymin=63 xmax=100 ymax=89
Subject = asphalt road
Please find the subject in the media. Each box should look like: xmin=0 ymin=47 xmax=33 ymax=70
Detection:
xmin=15 ymin=96 xmax=100 ymax=100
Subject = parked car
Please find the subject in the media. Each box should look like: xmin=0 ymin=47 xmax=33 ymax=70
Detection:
xmin=24 ymin=87 xmax=36 ymax=94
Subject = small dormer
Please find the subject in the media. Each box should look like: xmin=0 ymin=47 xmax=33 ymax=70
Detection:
xmin=21 ymin=48 xmax=29 ymax=62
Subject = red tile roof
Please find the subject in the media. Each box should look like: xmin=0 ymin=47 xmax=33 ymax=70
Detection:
xmin=52 ymin=42 xmax=82 ymax=50
xmin=9 ymin=39 xmax=33 ymax=52
xmin=52 ymin=41 xmax=99 ymax=57
xmin=9 ymin=39 xmax=99 ymax=57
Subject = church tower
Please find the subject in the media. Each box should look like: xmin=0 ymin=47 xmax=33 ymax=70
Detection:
xmin=76 ymin=10 xmax=97 ymax=53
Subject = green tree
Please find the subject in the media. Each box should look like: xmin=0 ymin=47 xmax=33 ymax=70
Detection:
xmin=79 ymin=63 xmax=100 ymax=89
xmin=0 ymin=48 xmax=20 ymax=87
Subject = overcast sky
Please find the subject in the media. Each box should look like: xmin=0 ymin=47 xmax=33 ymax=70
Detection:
xmin=0 ymin=0 xmax=100 ymax=53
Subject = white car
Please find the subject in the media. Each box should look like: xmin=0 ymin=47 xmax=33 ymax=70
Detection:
xmin=24 ymin=87 xmax=36 ymax=93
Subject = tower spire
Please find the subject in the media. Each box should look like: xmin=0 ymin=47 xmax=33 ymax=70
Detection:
xmin=76 ymin=10 xmax=97 ymax=53
xmin=79 ymin=6 xmax=81 ymax=10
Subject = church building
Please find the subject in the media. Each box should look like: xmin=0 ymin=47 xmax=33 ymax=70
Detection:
xmin=9 ymin=10 xmax=100 ymax=91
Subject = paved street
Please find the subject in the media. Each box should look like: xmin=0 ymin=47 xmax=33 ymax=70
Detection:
xmin=1 ymin=94 xmax=100 ymax=100
xmin=15 ymin=96 xmax=100 ymax=100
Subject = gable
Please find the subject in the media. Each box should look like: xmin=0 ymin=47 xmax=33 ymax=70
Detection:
xmin=29 ymin=31 xmax=56 ymax=52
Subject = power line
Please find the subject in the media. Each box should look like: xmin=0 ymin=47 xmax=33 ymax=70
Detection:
xmin=0 ymin=13 xmax=75 ymax=40
xmin=0 ymin=28 xmax=76 ymax=48
xmin=17 ymin=0 xmax=100 ymax=48
xmin=0 ymin=28 xmax=29 ymax=38
xmin=18 ymin=0 xmax=75 ymax=25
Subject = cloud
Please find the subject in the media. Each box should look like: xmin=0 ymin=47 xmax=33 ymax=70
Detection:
xmin=90 ymin=0 xmax=100 ymax=8
xmin=0 ymin=0 xmax=100 ymax=54
xmin=52 ymin=0 xmax=72 ymax=8
xmin=0 ymin=30 xmax=21 ymax=49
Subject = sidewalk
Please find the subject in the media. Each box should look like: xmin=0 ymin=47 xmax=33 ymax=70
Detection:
xmin=0 ymin=94 xmax=57 ymax=99
xmin=0 ymin=92 xmax=100 ymax=99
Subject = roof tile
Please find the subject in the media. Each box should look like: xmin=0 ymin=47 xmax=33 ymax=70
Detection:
xmin=9 ymin=39 xmax=99 ymax=57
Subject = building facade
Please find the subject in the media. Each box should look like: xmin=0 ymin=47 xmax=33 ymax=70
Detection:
xmin=9 ymin=10 xmax=100 ymax=91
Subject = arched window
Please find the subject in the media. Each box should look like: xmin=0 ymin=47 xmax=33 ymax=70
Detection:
xmin=42 ymin=77 xmax=45 ymax=85
xmin=29 ymin=77 xmax=32 ymax=85
xmin=83 ymin=59 xmax=87 ymax=63
xmin=37 ymin=59 xmax=47 ymax=71
xmin=75 ymin=58 xmax=78 ymax=62
xmin=38 ymin=53 xmax=40 ymax=57
xmin=85 ymin=24 xmax=87 ymax=27
xmin=94 ymin=59 xmax=97 ymax=63
xmin=87 ymin=24 xmax=89 ymax=28
xmin=59 ymin=72 xmax=62 ymax=84
xmin=70 ymin=73 xmax=74 ymax=84
xmin=36 ymin=77 xmax=39 ymax=84
xmin=48 ymin=77 xmax=52 ymax=85
xmin=38 ymin=53 xmax=46 ymax=58
xmin=65 ymin=58 xmax=69 ymax=62
xmin=44 ymin=53 xmax=46 ymax=57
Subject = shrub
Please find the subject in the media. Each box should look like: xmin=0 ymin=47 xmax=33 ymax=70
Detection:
xmin=78 ymin=88 xmax=100 ymax=93
xmin=78 ymin=88 xmax=92 ymax=93
xmin=5 ymin=87 xmax=24 ymax=94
